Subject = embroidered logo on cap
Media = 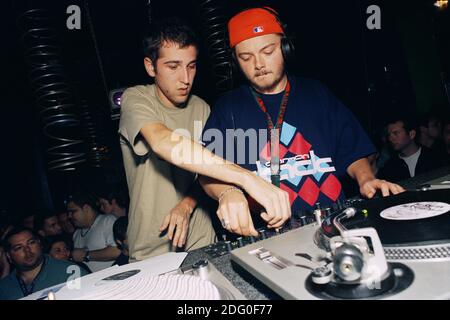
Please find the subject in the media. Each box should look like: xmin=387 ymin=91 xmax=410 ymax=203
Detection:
xmin=253 ymin=26 xmax=264 ymax=33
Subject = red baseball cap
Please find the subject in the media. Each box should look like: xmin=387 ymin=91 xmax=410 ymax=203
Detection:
xmin=228 ymin=7 xmax=284 ymax=48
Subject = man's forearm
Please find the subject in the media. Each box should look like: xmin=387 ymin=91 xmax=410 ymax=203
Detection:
xmin=199 ymin=176 xmax=235 ymax=201
xmin=347 ymin=157 xmax=376 ymax=187
xmin=89 ymin=246 xmax=121 ymax=262
xmin=141 ymin=123 xmax=254 ymax=190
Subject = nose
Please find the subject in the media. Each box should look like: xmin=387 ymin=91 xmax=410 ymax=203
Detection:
xmin=254 ymin=54 xmax=265 ymax=70
xmin=180 ymin=67 xmax=191 ymax=86
xmin=24 ymin=245 xmax=32 ymax=254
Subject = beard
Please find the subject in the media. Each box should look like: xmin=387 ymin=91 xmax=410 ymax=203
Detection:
xmin=250 ymin=69 xmax=286 ymax=94
xmin=16 ymin=253 xmax=44 ymax=272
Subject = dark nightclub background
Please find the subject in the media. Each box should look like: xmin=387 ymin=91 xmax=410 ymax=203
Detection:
xmin=2 ymin=0 xmax=449 ymax=220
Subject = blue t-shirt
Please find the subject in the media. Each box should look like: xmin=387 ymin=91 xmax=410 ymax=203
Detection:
xmin=0 ymin=255 xmax=89 ymax=300
xmin=202 ymin=76 xmax=375 ymax=214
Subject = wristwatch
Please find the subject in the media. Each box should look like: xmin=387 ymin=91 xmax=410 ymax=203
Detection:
xmin=83 ymin=250 xmax=90 ymax=262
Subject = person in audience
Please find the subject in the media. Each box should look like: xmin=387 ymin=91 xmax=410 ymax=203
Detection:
xmin=44 ymin=235 xmax=91 ymax=273
xmin=35 ymin=213 xmax=63 ymax=237
xmin=443 ymin=117 xmax=450 ymax=165
xmin=21 ymin=213 xmax=36 ymax=230
xmin=0 ymin=245 xmax=10 ymax=279
xmin=97 ymin=186 xmax=129 ymax=218
xmin=418 ymin=110 xmax=445 ymax=153
xmin=112 ymin=217 xmax=129 ymax=266
xmin=377 ymin=117 xmax=445 ymax=182
xmin=57 ymin=211 xmax=75 ymax=236
xmin=67 ymin=192 xmax=120 ymax=272
xmin=0 ymin=227 xmax=88 ymax=299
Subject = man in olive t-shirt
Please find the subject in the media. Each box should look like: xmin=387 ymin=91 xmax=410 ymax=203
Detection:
xmin=120 ymin=83 xmax=216 ymax=260
xmin=118 ymin=19 xmax=216 ymax=261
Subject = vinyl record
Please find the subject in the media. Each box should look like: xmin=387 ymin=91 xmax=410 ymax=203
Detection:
xmin=335 ymin=189 xmax=450 ymax=245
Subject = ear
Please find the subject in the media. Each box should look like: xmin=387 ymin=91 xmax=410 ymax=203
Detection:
xmin=144 ymin=58 xmax=156 ymax=77
xmin=82 ymin=204 xmax=91 ymax=215
xmin=38 ymin=230 xmax=45 ymax=237
xmin=409 ymin=129 xmax=417 ymax=140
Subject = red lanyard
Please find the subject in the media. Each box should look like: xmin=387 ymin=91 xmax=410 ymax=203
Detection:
xmin=253 ymin=80 xmax=291 ymax=131
xmin=251 ymin=80 xmax=291 ymax=187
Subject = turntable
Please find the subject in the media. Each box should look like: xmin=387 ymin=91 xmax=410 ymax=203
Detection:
xmin=230 ymin=188 xmax=450 ymax=299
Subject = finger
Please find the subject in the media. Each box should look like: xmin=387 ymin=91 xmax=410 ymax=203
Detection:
xmin=159 ymin=215 xmax=171 ymax=232
xmin=172 ymin=217 xmax=183 ymax=247
xmin=178 ymin=221 xmax=189 ymax=247
xmin=216 ymin=209 xmax=223 ymax=222
xmin=279 ymin=190 xmax=291 ymax=223
xmin=260 ymin=211 xmax=270 ymax=222
xmin=237 ymin=204 xmax=257 ymax=236
xmin=267 ymin=192 xmax=282 ymax=225
xmin=392 ymin=183 xmax=405 ymax=194
xmin=268 ymin=190 xmax=287 ymax=228
xmin=262 ymin=195 xmax=276 ymax=222
xmin=267 ymin=196 xmax=285 ymax=227
xmin=381 ymin=182 xmax=390 ymax=197
xmin=364 ymin=184 xmax=376 ymax=198
xmin=246 ymin=211 xmax=259 ymax=237
xmin=219 ymin=206 xmax=232 ymax=232
xmin=168 ymin=215 xmax=177 ymax=241
xmin=283 ymin=191 xmax=292 ymax=221
xmin=268 ymin=209 xmax=287 ymax=228
xmin=228 ymin=204 xmax=243 ymax=235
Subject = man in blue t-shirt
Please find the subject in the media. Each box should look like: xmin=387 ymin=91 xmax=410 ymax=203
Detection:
xmin=0 ymin=228 xmax=88 ymax=300
xmin=199 ymin=7 xmax=404 ymax=237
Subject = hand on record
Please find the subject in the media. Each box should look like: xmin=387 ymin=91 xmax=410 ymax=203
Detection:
xmin=160 ymin=200 xmax=193 ymax=248
xmin=217 ymin=189 xmax=258 ymax=237
xmin=360 ymin=178 xmax=405 ymax=199
xmin=242 ymin=174 xmax=291 ymax=229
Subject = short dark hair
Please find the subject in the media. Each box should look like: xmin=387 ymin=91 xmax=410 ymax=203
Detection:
xmin=67 ymin=192 xmax=97 ymax=210
xmin=34 ymin=212 xmax=58 ymax=232
xmin=96 ymin=185 xmax=129 ymax=209
xmin=143 ymin=17 xmax=199 ymax=64
xmin=113 ymin=217 xmax=128 ymax=249
xmin=386 ymin=117 xmax=417 ymax=133
xmin=43 ymin=235 xmax=73 ymax=253
xmin=2 ymin=227 xmax=40 ymax=252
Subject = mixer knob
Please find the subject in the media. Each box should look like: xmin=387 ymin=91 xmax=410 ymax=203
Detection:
xmin=259 ymin=229 xmax=267 ymax=240
xmin=311 ymin=265 xmax=333 ymax=285
xmin=225 ymin=240 xmax=232 ymax=252
xmin=237 ymin=237 xmax=244 ymax=247
xmin=300 ymin=216 xmax=308 ymax=226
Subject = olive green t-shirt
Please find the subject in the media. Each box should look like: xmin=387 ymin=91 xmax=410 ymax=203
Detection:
xmin=119 ymin=84 xmax=216 ymax=261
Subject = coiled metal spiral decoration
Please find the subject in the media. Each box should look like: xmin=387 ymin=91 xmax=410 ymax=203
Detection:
xmin=19 ymin=8 xmax=86 ymax=171
xmin=198 ymin=0 xmax=234 ymax=95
